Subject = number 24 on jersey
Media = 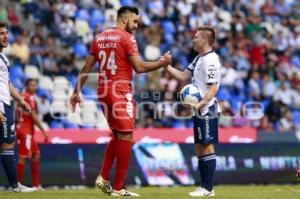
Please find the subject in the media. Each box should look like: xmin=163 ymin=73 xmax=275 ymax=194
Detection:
xmin=98 ymin=50 xmax=118 ymax=75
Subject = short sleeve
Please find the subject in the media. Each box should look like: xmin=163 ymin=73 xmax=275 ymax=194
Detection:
xmin=124 ymin=36 xmax=139 ymax=56
xmin=204 ymin=59 xmax=219 ymax=84
xmin=89 ymin=38 xmax=97 ymax=57
xmin=185 ymin=56 xmax=200 ymax=73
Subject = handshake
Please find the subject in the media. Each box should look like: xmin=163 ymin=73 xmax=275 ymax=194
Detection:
xmin=158 ymin=51 xmax=172 ymax=67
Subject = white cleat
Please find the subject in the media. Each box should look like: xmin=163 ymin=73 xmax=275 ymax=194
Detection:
xmin=189 ymin=187 xmax=215 ymax=197
xmin=95 ymin=175 xmax=112 ymax=194
xmin=33 ymin=185 xmax=45 ymax=191
xmin=111 ymin=189 xmax=140 ymax=197
xmin=8 ymin=183 xmax=36 ymax=193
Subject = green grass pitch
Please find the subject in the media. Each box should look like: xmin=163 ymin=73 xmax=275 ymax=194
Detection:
xmin=0 ymin=185 xmax=300 ymax=199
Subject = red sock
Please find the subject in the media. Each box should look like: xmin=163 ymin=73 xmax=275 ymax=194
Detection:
xmin=113 ymin=139 xmax=132 ymax=191
xmin=16 ymin=162 xmax=25 ymax=182
xmin=31 ymin=160 xmax=40 ymax=187
xmin=100 ymin=138 xmax=117 ymax=180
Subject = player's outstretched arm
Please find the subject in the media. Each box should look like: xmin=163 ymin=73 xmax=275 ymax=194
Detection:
xmin=129 ymin=51 xmax=172 ymax=73
xmin=9 ymin=82 xmax=31 ymax=114
xmin=70 ymin=55 xmax=97 ymax=112
xmin=165 ymin=65 xmax=191 ymax=82
xmin=31 ymin=110 xmax=48 ymax=142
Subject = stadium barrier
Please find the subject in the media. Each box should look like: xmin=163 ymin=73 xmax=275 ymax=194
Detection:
xmin=1 ymin=143 xmax=299 ymax=186
xmin=32 ymin=127 xmax=257 ymax=144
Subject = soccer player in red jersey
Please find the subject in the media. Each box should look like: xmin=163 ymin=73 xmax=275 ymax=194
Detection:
xmin=15 ymin=79 xmax=48 ymax=190
xmin=70 ymin=6 xmax=171 ymax=196
xmin=297 ymin=169 xmax=300 ymax=181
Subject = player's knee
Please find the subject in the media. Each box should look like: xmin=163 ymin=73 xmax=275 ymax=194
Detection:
xmin=195 ymin=143 xmax=214 ymax=156
xmin=32 ymin=154 xmax=40 ymax=161
xmin=117 ymin=131 xmax=133 ymax=141
xmin=1 ymin=142 xmax=15 ymax=150
xmin=18 ymin=157 xmax=26 ymax=164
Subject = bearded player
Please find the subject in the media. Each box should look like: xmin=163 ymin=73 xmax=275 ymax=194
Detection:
xmin=70 ymin=6 xmax=171 ymax=196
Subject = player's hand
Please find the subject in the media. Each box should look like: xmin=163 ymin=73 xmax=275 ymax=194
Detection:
xmin=43 ymin=133 xmax=49 ymax=143
xmin=296 ymin=169 xmax=300 ymax=181
xmin=19 ymin=100 xmax=31 ymax=115
xmin=69 ymin=92 xmax=82 ymax=113
xmin=0 ymin=111 xmax=6 ymax=124
xmin=186 ymin=101 xmax=204 ymax=110
xmin=159 ymin=51 xmax=172 ymax=66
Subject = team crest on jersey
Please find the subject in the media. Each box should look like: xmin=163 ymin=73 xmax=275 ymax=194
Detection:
xmin=207 ymin=72 xmax=216 ymax=79
xmin=11 ymin=124 xmax=15 ymax=132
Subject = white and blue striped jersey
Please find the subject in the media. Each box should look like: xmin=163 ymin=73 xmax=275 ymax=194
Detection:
xmin=0 ymin=52 xmax=11 ymax=109
xmin=186 ymin=51 xmax=221 ymax=115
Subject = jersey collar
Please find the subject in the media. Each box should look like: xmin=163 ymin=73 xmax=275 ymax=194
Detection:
xmin=201 ymin=50 xmax=214 ymax=57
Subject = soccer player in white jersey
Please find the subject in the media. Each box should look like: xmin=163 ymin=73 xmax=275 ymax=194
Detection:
xmin=166 ymin=26 xmax=221 ymax=197
xmin=0 ymin=22 xmax=35 ymax=192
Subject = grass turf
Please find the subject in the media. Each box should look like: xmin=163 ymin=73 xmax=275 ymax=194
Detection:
xmin=0 ymin=185 xmax=300 ymax=199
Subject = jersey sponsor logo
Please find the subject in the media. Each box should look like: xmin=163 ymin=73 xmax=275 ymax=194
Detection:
xmin=197 ymin=127 xmax=202 ymax=140
xmin=11 ymin=124 xmax=15 ymax=132
xmin=125 ymin=93 xmax=133 ymax=118
xmin=26 ymin=134 xmax=32 ymax=150
xmin=205 ymin=116 xmax=211 ymax=139
xmin=3 ymin=120 xmax=8 ymax=138
xmin=96 ymin=35 xmax=121 ymax=42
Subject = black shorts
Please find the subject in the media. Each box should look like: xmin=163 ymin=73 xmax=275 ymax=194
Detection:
xmin=0 ymin=102 xmax=15 ymax=144
xmin=193 ymin=103 xmax=219 ymax=144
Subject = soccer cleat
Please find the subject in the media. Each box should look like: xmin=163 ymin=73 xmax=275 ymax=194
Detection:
xmin=189 ymin=187 xmax=215 ymax=197
xmin=33 ymin=185 xmax=46 ymax=191
xmin=95 ymin=175 xmax=113 ymax=194
xmin=110 ymin=189 xmax=140 ymax=197
xmin=8 ymin=183 xmax=36 ymax=193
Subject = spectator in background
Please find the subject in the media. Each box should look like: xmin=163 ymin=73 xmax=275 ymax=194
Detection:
xmin=58 ymin=15 xmax=76 ymax=46
xmin=36 ymin=93 xmax=52 ymax=126
xmin=43 ymin=51 xmax=58 ymax=77
xmin=57 ymin=54 xmax=78 ymax=77
xmin=265 ymin=99 xmax=285 ymax=128
xmin=273 ymin=81 xmax=293 ymax=107
xmin=262 ymin=74 xmax=276 ymax=99
xmin=29 ymin=35 xmax=45 ymax=68
xmin=44 ymin=35 xmax=57 ymax=55
xmin=291 ymin=84 xmax=300 ymax=109
xmin=248 ymin=71 xmax=261 ymax=100
xmin=279 ymin=110 xmax=296 ymax=132
xmin=11 ymin=36 xmax=30 ymax=64
xmin=221 ymin=59 xmax=238 ymax=87
xmin=258 ymin=115 xmax=274 ymax=132
xmin=0 ymin=2 xmax=7 ymax=22
xmin=7 ymin=4 xmax=21 ymax=35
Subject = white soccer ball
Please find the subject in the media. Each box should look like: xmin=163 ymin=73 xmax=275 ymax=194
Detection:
xmin=180 ymin=84 xmax=203 ymax=105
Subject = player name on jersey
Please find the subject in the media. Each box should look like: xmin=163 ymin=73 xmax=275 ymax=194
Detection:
xmin=98 ymin=43 xmax=117 ymax=48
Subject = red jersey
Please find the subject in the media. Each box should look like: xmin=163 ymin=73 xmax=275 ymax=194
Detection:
xmin=89 ymin=27 xmax=139 ymax=92
xmin=16 ymin=91 xmax=37 ymax=133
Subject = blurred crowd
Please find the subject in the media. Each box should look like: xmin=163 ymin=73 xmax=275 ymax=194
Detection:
xmin=1 ymin=0 xmax=300 ymax=132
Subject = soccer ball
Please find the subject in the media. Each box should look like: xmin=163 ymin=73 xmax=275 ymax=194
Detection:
xmin=180 ymin=84 xmax=203 ymax=105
